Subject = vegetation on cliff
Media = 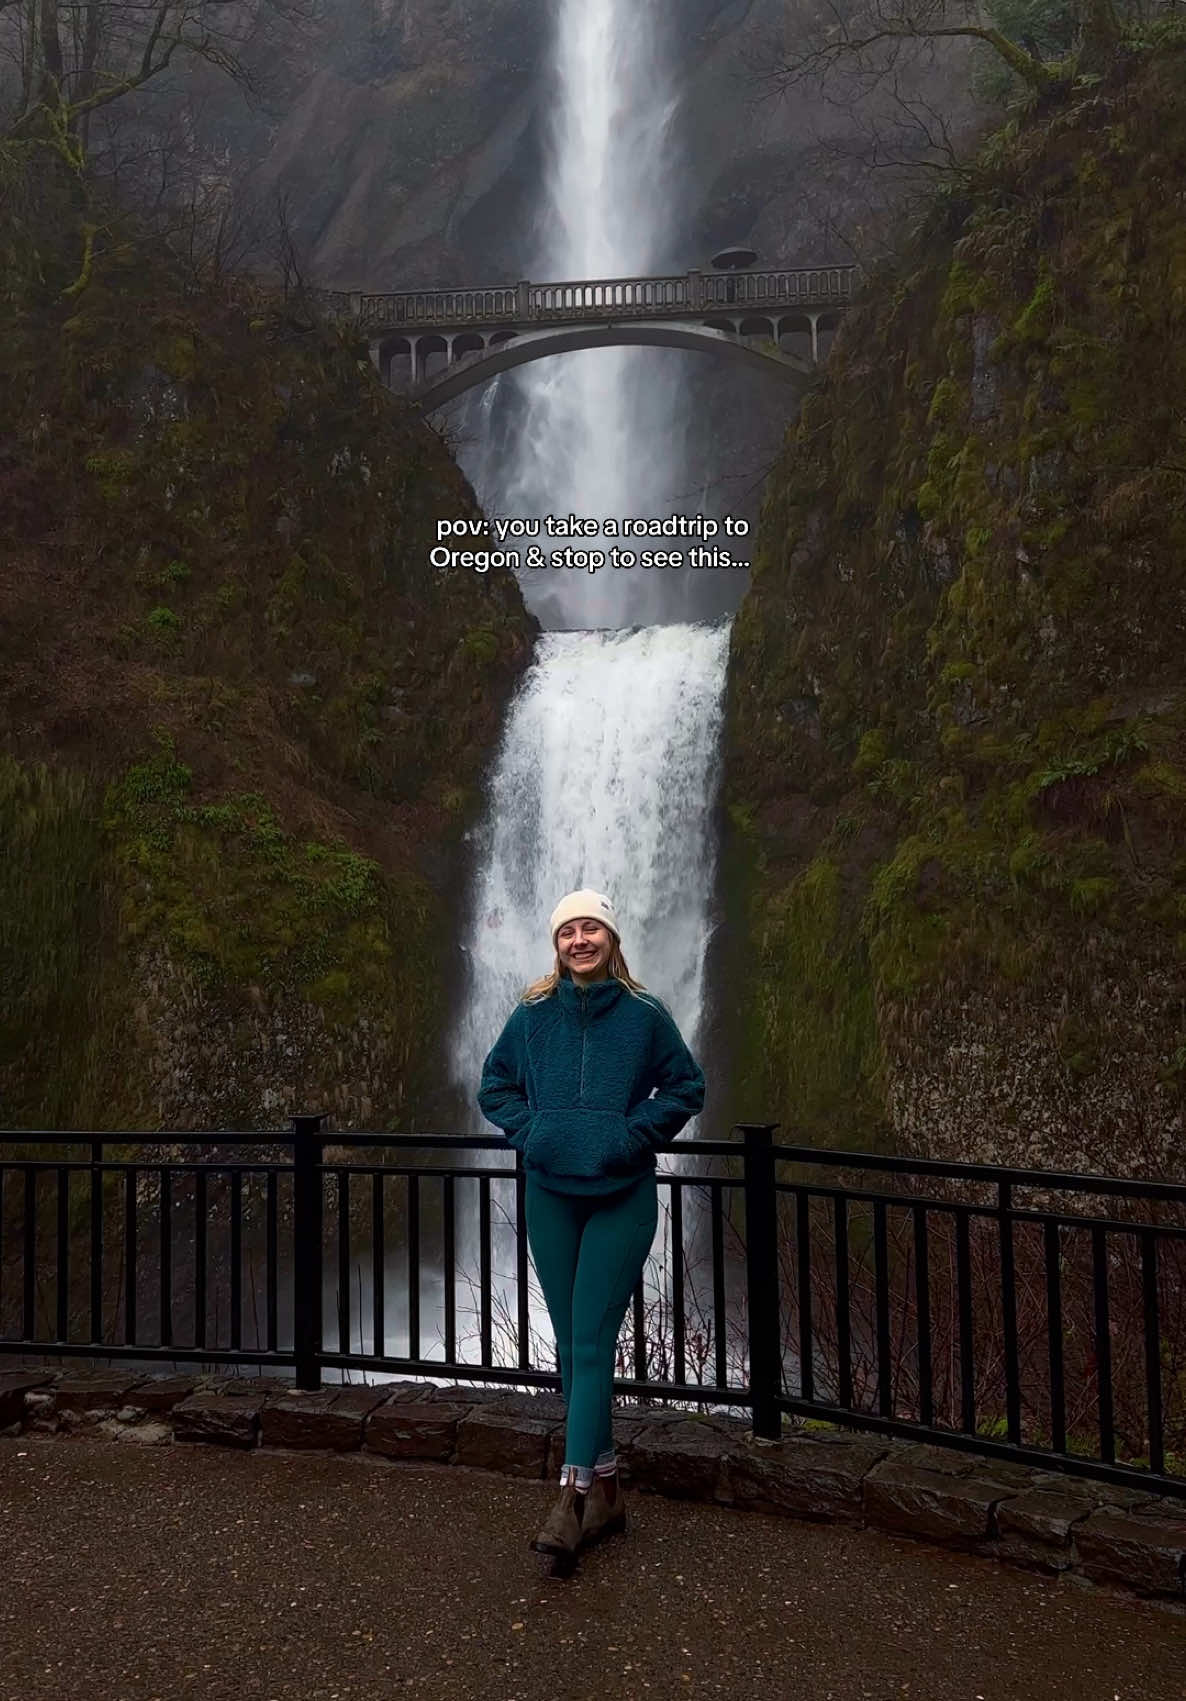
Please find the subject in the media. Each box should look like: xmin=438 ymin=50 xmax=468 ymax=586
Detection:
xmin=0 ymin=155 xmax=537 ymax=1132
xmin=723 ymin=35 xmax=1186 ymax=1173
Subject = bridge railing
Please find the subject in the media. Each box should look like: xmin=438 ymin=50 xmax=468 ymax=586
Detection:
xmin=527 ymin=273 xmax=691 ymax=317
xmin=4 ymin=1124 xmax=1181 ymax=1498
xmin=700 ymin=267 xmax=855 ymax=308
xmin=307 ymin=266 xmax=858 ymax=332
xmin=359 ymin=285 xmax=520 ymax=329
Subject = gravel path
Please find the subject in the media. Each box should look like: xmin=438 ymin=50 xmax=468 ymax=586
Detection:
xmin=2 ymin=1434 xmax=1182 ymax=1701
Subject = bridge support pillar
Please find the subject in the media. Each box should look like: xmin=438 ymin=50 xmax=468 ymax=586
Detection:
xmin=808 ymin=313 xmax=820 ymax=363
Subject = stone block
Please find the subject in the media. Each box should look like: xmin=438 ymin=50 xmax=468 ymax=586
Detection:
xmin=283 ymin=1394 xmax=350 ymax=1441
xmin=261 ymin=1386 xmax=387 ymax=1452
xmin=454 ymin=1410 xmax=555 ymax=1477
xmin=365 ymin=1400 xmax=471 ymax=1462
xmin=994 ymin=1487 xmax=1104 ymax=1572
xmin=1075 ymin=1505 xmax=1186 ymax=1597
xmin=125 ymin=1375 xmax=202 ymax=1414
xmin=202 ymin=1376 xmax=285 ymax=1400
xmin=51 ymin=1369 xmax=154 ymax=1413
xmin=973 ymin=1460 xmax=1042 ymax=1490
xmin=413 ymin=1384 xmax=507 ymax=1406
xmin=610 ymin=1403 xmax=687 ymax=1427
xmin=702 ymin=1413 xmax=754 ymax=1445
xmin=330 ymin=1386 xmax=392 ymax=1418
xmin=863 ymin=1458 xmax=1022 ymax=1546
xmin=0 ymin=1369 xmax=59 ymax=1428
xmin=625 ymin=1419 xmax=732 ymax=1503
xmin=171 ymin=1392 xmax=262 ymax=1447
xmin=484 ymin=1392 xmax=568 ymax=1424
xmin=892 ymin=1444 xmax=979 ymax=1477
xmin=729 ymin=1434 xmax=890 ymax=1525
xmin=369 ymin=1381 xmax=436 ymax=1405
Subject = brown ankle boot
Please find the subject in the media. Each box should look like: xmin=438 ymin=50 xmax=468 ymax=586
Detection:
xmin=580 ymin=1472 xmax=627 ymax=1547
xmin=530 ymin=1481 xmax=584 ymax=1564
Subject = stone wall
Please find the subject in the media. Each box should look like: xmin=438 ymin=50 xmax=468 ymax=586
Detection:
xmin=4 ymin=1366 xmax=1184 ymax=1606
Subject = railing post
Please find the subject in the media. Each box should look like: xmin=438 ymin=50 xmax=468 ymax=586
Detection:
xmin=516 ymin=279 xmax=530 ymax=321
xmin=686 ymin=268 xmax=702 ymax=311
xmin=292 ymin=1112 xmax=326 ymax=1391
xmin=740 ymin=1122 xmax=782 ymax=1440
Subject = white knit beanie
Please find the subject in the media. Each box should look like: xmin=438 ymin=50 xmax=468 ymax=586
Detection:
xmin=549 ymin=888 xmax=621 ymax=947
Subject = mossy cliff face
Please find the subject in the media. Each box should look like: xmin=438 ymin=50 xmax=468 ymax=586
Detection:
xmin=723 ymin=42 xmax=1186 ymax=1175
xmin=0 ymin=164 xmax=537 ymax=1132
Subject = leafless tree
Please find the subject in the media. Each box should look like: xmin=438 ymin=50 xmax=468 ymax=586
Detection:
xmin=0 ymin=0 xmax=317 ymax=150
xmin=754 ymin=0 xmax=1169 ymax=114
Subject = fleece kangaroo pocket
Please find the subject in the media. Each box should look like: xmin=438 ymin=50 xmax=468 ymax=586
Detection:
xmin=524 ymin=1109 xmax=640 ymax=1178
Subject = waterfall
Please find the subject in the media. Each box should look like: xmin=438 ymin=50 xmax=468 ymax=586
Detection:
xmin=438 ymin=0 xmax=737 ymax=1385
xmin=461 ymin=0 xmax=689 ymax=632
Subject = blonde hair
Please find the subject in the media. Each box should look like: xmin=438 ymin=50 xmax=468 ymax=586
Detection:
xmin=521 ymin=935 xmax=648 ymax=1004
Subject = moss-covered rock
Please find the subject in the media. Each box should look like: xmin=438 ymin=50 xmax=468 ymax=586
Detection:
xmin=0 ymin=157 xmax=537 ymax=1132
xmin=723 ymin=41 xmax=1186 ymax=1174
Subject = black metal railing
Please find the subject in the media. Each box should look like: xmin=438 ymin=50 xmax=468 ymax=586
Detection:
xmin=1 ymin=1123 xmax=1184 ymax=1500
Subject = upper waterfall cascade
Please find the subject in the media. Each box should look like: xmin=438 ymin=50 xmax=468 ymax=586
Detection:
xmin=458 ymin=0 xmax=687 ymax=633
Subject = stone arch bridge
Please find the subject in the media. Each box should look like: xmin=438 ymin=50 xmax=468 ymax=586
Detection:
xmin=313 ymin=265 xmax=856 ymax=408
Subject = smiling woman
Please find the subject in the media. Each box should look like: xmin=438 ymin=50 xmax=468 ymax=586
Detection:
xmin=556 ymin=914 xmax=612 ymax=980
xmin=476 ymin=885 xmax=705 ymax=1575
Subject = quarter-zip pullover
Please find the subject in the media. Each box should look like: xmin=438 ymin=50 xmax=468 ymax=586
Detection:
xmin=477 ymin=977 xmax=706 ymax=1195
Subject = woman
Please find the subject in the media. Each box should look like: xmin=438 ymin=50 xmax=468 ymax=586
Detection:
xmin=477 ymin=887 xmax=706 ymax=1575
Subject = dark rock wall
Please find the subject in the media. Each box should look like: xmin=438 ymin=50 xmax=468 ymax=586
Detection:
xmin=0 ymin=162 xmax=537 ymax=1133
xmin=721 ymin=44 xmax=1186 ymax=1173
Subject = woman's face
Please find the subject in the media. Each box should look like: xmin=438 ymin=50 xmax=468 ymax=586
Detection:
xmin=556 ymin=918 xmax=613 ymax=983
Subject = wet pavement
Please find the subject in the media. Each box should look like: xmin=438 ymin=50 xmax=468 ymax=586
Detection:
xmin=1 ymin=1433 xmax=1182 ymax=1701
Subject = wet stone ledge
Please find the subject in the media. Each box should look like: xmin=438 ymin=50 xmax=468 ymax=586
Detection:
xmin=2 ymin=1367 xmax=1183 ymax=1606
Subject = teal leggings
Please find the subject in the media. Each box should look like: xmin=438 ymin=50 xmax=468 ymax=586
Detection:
xmin=525 ymin=1169 xmax=658 ymax=1470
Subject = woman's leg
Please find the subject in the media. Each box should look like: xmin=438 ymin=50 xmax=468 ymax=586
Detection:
xmin=523 ymin=1175 xmax=587 ymax=1426
xmin=565 ymin=1172 xmax=659 ymax=1472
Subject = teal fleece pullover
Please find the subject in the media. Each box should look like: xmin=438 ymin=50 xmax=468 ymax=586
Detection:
xmin=477 ymin=976 xmax=706 ymax=1195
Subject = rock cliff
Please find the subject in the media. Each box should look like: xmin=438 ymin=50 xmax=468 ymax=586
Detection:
xmin=0 ymin=160 xmax=536 ymax=1132
xmin=721 ymin=39 xmax=1186 ymax=1174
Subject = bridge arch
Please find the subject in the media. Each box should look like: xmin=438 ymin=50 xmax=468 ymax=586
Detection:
xmin=815 ymin=312 xmax=843 ymax=361
xmin=376 ymin=335 xmax=411 ymax=387
xmin=417 ymin=333 xmax=449 ymax=383
xmin=401 ymin=321 xmax=815 ymax=410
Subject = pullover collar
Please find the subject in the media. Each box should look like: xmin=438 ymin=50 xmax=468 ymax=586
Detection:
xmin=555 ymin=976 xmax=628 ymax=1018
